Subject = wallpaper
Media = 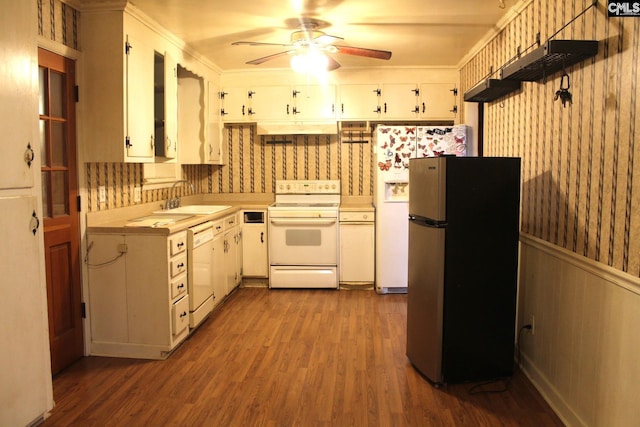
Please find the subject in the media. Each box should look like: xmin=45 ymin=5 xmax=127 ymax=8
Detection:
xmin=37 ymin=0 xmax=79 ymax=50
xmin=460 ymin=0 xmax=640 ymax=277
xmin=85 ymin=123 xmax=375 ymax=211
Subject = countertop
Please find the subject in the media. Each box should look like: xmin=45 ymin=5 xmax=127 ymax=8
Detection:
xmin=87 ymin=194 xmax=273 ymax=236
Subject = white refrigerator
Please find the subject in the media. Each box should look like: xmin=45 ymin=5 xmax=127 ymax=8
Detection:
xmin=373 ymin=124 xmax=470 ymax=293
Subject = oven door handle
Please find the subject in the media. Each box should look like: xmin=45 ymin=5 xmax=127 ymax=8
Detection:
xmin=269 ymin=218 xmax=337 ymax=226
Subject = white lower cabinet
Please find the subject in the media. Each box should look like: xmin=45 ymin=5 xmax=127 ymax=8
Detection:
xmin=242 ymin=210 xmax=268 ymax=277
xmin=223 ymin=213 xmax=242 ymax=294
xmin=339 ymin=210 xmax=375 ymax=285
xmin=87 ymin=230 xmax=189 ymax=359
xmin=211 ymin=219 xmax=226 ymax=307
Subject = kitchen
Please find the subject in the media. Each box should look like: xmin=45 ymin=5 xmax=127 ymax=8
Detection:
xmin=2 ymin=0 xmax=640 ymax=426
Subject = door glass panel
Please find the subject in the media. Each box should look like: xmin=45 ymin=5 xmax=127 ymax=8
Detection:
xmin=38 ymin=67 xmax=47 ymax=115
xmin=42 ymin=172 xmax=50 ymax=218
xmin=50 ymin=71 xmax=66 ymax=118
xmin=52 ymin=171 xmax=68 ymax=216
xmin=51 ymin=122 xmax=67 ymax=167
xmin=39 ymin=120 xmax=49 ymax=167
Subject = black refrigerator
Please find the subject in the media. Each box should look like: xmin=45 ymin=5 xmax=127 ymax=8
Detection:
xmin=406 ymin=156 xmax=521 ymax=384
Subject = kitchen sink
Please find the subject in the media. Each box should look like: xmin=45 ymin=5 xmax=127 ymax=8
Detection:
xmin=154 ymin=205 xmax=232 ymax=215
xmin=125 ymin=213 xmax=194 ymax=227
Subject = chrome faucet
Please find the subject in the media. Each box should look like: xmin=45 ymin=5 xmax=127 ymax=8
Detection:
xmin=166 ymin=179 xmax=195 ymax=210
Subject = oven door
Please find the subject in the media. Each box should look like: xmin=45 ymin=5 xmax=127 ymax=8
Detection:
xmin=268 ymin=216 xmax=338 ymax=265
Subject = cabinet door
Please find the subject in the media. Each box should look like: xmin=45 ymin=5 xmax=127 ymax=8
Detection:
xmin=224 ymin=229 xmax=237 ymax=294
xmin=206 ymin=79 xmax=222 ymax=164
xmin=1 ymin=21 xmax=35 ymax=188
xmin=419 ymin=83 xmax=458 ymax=120
xmin=251 ymin=85 xmax=291 ymax=121
xmin=380 ymin=84 xmax=419 ymax=119
xmin=292 ymin=85 xmax=336 ymax=121
xmin=177 ymin=67 xmax=205 ymax=164
xmin=125 ymin=32 xmax=155 ymax=159
xmin=0 ymin=196 xmax=50 ymax=426
xmin=340 ymin=223 xmax=375 ymax=282
xmin=163 ymin=52 xmax=178 ymax=159
xmin=338 ymin=84 xmax=380 ymax=120
xmin=211 ymin=235 xmax=226 ymax=305
xmin=220 ymin=86 xmax=249 ymax=122
xmin=242 ymin=223 xmax=268 ymax=277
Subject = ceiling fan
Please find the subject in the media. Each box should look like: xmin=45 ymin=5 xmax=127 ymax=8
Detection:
xmin=231 ymin=18 xmax=392 ymax=71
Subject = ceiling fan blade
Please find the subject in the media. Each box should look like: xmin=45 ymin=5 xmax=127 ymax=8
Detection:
xmin=232 ymin=41 xmax=293 ymax=47
xmin=246 ymin=50 xmax=296 ymax=65
xmin=326 ymin=55 xmax=341 ymax=71
xmin=334 ymin=45 xmax=392 ymax=60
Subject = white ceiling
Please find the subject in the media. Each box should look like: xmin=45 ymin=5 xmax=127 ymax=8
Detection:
xmin=117 ymin=0 xmax=522 ymax=71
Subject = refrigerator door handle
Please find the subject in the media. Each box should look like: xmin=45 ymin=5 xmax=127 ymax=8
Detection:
xmin=409 ymin=215 xmax=447 ymax=228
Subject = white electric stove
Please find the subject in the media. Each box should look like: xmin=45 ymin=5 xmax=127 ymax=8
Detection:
xmin=268 ymin=180 xmax=340 ymax=288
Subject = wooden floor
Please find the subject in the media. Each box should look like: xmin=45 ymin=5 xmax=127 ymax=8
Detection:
xmin=43 ymin=287 xmax=563 ymax=426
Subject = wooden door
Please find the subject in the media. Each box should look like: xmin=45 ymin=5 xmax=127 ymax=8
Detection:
xmin=38 ymin=48 xmax=83 ymax=375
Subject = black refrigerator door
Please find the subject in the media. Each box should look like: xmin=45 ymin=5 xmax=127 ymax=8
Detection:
xmin=406 ymin=219 xmax=446 ymax=384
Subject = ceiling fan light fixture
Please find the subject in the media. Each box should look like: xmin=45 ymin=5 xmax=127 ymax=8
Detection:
xmin=290 ymin=49 xmax=329 ymax=73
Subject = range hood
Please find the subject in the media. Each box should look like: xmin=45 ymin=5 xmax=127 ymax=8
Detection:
xmin=256 ymin=121 xmax=338 ymax=136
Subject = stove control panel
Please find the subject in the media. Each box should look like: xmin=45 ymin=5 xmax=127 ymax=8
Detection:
xmin=275 ymin=180 xmax=340 ymax=195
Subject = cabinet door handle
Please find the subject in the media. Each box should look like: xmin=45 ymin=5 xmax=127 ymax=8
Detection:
xmin=30 ymin=210 xmax=40 ymax=236
xmin=24 ymin=143 xmax=35 ymax=168
xmin=242 ymin=105 xmax=245 ymax=116
xmin=384 ymin=102 xmax=387 ymax=113
xmin=286 ymin=104 xmax=290 ymax=115
xmin=260 ymin=232 xmax=264 ymax=243
xmin=422 ymin=102 xmax=426 ymax=113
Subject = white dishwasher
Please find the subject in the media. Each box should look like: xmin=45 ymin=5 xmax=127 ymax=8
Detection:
xmin=339 ymin=210 xmax=375 ymax=287
xmin=187 ymin=221 xmax=215 ymax=329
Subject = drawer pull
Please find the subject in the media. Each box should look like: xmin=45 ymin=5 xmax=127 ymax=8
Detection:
xmin=179 ymin=311 xmax=187 ymax=318
xmin=177 ymin=262 xmax=184 ymax=269
xmin=177 ymin=242 xmax=184 ymax=248
xmin=177 ymin=283 xmax=184 ymax=289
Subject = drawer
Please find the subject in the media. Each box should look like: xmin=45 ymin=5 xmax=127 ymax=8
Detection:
xmin=212 ymin=219 xmax=224 ymax=236
xmin=340 ymin=211 xmax=374 ymax=222
xmin=170 ymin=254 xmax=187 ymax=277
xmin=172 ymin=295 xmax=189 ymax=336
xmin=170 ymin=273 xmax=187 ymax=300
xmin=169 ymin=231 xmax=187 ymax=256
xmin=224 ymin=213 xmax=238 ymax=229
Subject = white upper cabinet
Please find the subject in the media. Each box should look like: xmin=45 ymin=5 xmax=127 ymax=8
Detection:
xmin=419 ymin=83 xmax=458 ymax=120
xmin=250 ymin=85 xmax=291 ymax=121
xmin=219 ymin=86 xmax=254 ymax=122
xmin=379 ymin=83 xmax=420 ymax=119
xmin=338 ymin=84 xmax=381 ymax=120
xmin=290 ymin=84 xmax=336 ymax=121
xmin=82 ymin=9 xmax=187 ymax=163
xmin=157 ymin=51 xmax=178 ymax=159
xmin=206 ymin=79 xmax=223 ymax=164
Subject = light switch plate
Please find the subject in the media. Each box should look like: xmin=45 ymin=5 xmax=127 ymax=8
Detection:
xmin=99 ymin=186 xmax=106 ymax=203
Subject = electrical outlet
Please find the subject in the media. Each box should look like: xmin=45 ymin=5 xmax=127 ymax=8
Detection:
xmin=134 ymin=186 xmax=141 ymax=203
xmin=98 ymin=186 xmax=106 ymax=203
xmin=529 ymin=314 xmax=535 ymax=335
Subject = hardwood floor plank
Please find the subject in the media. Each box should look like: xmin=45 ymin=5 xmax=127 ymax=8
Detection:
xmin=43 ymin=288 xmax=564 ymax=426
